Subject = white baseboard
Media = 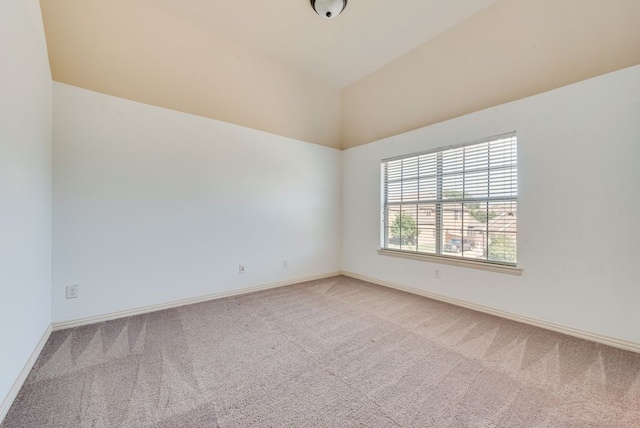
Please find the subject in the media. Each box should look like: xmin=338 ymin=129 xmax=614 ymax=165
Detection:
xmin=0 ymin=323 xmax=53 ymax=424
xmin=341 ymin=271 xmax=640 ymax=354
xmin=52 ymin=272 xmax=342 ymax=331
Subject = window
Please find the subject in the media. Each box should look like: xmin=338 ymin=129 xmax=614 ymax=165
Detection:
xmin=381 ymin=133 xmax=518 ymax=266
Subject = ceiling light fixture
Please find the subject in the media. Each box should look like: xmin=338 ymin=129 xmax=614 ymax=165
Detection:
xmin=310 ymin=0 xmax=348 ymax=19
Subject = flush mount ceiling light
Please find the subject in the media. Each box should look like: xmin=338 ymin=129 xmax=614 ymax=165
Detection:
xmin=310 ymin=0 xmax=348 ymax=19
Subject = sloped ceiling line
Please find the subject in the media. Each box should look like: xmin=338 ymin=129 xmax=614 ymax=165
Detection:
xmin=40 ymin=0 xmax=640 ymax=149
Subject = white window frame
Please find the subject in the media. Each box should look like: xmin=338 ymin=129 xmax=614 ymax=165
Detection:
xmin=379 ymin=132 xmax=522 ymax=275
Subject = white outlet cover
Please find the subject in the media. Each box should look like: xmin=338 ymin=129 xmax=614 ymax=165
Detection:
xmin=66 ymin=285 xmax=79 ymax=299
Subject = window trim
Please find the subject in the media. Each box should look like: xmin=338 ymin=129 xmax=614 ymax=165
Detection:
xmin=380 ymin=132 xmax=519 ymax=270
xmin=377 ymin=249 xmax=523 ymax=276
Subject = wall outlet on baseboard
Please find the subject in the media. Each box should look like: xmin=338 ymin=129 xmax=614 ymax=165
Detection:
xmin=282 ymin=260 xmax=288 ymax=268
xmin=66 ymin=285 xmax=80 ymax=299
xmin=239 ymin=264 xmax=245 ymax=274
xmin=434 ymin=269 xmax=441 ymax=279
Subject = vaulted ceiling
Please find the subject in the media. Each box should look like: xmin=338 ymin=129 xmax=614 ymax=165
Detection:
xmin=146 ymin=0 xmax=500 ymax=87
xmin=42 ymin=0 xmax=498 ymax=88
xmin=40 ymin=0 xmax=640 ymax=149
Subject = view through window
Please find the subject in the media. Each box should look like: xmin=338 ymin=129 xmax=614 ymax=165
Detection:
xmin=381 ymin=133 xmax=518 ymax=265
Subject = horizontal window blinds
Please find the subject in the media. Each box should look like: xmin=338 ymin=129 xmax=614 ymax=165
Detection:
xmin=382 ymin=133 xmax=518 ymax=266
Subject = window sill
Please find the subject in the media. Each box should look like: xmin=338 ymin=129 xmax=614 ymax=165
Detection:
xmin=377 ymin=249 xmax=523 ymax=276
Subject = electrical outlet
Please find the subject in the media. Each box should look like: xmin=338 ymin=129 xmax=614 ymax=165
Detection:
xmin=66 ymin=285 xmax=79 ymax=299
xmin=239 ymin=264 xmax=245 ymax=274
xmin=434 ymin=269 xmax=441 ymax=279
xmin=282 ymin=260 xmax=288 ymax=268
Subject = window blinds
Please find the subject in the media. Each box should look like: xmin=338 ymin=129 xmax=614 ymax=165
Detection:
xmin=381 ymin=132 xmax=518 ymax=265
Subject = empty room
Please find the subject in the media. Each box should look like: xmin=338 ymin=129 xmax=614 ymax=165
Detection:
xmin=1 ymin=0 xmax=639 ymax=426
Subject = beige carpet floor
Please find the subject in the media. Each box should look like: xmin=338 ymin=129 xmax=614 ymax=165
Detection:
xmin=2 ymin=275 xmax=639 ymax=427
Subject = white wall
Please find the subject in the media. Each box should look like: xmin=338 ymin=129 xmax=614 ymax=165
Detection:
xmin=0 ymin=0 xmax=52 ymax=411
xmin=343 ymin=65 xmax=640 ymax=344
xmin=52 ymin=83 xmax=342 ymax=323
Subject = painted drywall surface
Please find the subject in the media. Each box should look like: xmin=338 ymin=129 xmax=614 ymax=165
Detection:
xmin=0 ymin=0 xmax=52 ymax=408
xmin=40 ymin=0 xmax=342 ymax=149
xmin=342 ymin=65 xmax=640 ymax=343
xmin=52 ymin=83 xmax=342 ymax=323
xmin=342 ymin=0 xmax=640 ymax=148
